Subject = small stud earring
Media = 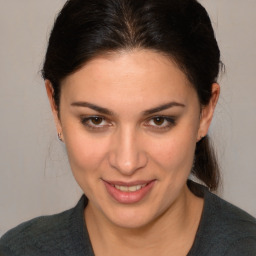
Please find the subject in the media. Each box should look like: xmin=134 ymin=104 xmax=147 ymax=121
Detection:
xmin=200 ymin=135 xmax=206 ymax=141
xmin=58 ymin=132 xmax=63 ymax=142
xmin=197 ymin=135 xmax=204 ymax=142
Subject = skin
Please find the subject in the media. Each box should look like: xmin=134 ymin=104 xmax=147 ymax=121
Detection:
xmin=46 ymin=49 xmax=219 ymax=256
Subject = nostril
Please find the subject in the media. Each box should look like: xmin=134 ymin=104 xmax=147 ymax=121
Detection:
xmin=108 ymin=150 xmax=148 ymax=175
xmin=107 ymin=129 xmax=148 ymax=174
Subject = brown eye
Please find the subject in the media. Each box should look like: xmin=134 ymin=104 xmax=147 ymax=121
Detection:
xmin=153 ymin=117 xmax=165 ymax=126
xmin=91 ymin=117 xmax=103 ymax=125
xmin=81 ymin=116 xmax=111 ymax=130
xmin=145 ymin=116 xmax=176 ymax=131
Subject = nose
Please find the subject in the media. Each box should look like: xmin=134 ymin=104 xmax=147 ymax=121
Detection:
xmin=108 ymin=126 xmax=147 ymax=176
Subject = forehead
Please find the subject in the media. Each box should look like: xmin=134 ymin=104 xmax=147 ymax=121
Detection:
xmin=61 ymin=49 xmax=197 ymax=109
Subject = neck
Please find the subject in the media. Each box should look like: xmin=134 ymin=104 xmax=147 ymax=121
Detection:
xmin=85 ymin=185 xmax=203 ymax=256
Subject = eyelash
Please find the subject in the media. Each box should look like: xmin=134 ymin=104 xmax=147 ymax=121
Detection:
xmin=80 ymin=115 xmax=176 ymax=131
xmin=80 ymin=116 xmax=111 ymax=130
xmin=144 ymin=116 xmax=176 ymax=130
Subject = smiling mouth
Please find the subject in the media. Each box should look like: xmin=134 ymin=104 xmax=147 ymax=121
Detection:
xmin=103 ymin=180 xmax=156 ymax=203
xmin=113 ymin=184 xmax=147 ymax=192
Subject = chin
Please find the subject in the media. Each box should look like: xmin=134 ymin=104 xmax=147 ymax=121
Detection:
xmin=108 ymin=209 xmax=156 ymax=229
xmin=98 ymin=198 xmax=169 ymax=230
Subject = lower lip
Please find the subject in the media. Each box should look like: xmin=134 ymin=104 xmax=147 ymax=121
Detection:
xmin=103 ymin=180 xmax=156 ymax=204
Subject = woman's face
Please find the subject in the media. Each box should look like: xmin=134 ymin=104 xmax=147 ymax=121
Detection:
xmin=47 ymin=50 xmax=217 ymax=228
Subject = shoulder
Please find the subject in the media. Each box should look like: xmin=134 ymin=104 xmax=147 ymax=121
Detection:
xmin=192 ymin=188 xmax=256 ymax=255
xmin=224 ymin=237 xmax=256 ymax=255
xmin=210 ymin=192 xmax=256 ymax=254
xmin=206 ymin=191 xmax=256 ymax=237
xmin=0 ymin=196 xmax=88 ymax=256
xmin=0 ymin=209 xmax=73 ymax=256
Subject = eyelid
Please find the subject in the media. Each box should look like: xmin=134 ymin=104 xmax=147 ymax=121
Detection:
xmin=144 ymin=115 xmax=176 ymax=129
xmin=80 ymin=115 xmax=112 ymax=130
xmin=80 ymin=114 xmax=176 ymax=132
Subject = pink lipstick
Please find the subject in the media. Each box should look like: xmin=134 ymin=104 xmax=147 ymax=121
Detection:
xmin=103 ymin=179 xmax=156 ymax=204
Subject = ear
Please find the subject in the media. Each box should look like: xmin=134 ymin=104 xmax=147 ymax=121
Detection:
xmin=197 ymin=83 xmax=220 ymax=141
xmin=45 ymin=80 xmax=63 ymax=141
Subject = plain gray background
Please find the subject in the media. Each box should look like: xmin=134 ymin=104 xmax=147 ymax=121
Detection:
xmin=0 ymin=0 xmax=256 ymax=237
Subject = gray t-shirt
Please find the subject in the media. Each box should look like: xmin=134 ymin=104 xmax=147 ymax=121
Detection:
xmin=1 ymin=183 xmax=256 ymax=255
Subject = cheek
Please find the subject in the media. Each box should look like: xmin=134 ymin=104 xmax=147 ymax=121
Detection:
xmin=63 ymin=127 xmax=109 ymax=176
xmin=148 ymin=127 xmax=197 ymax=171
xmin=64 ymin=133 xmax=111 ymax=197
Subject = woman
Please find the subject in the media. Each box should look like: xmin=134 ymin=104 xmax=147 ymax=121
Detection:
xmin=0 ymin=0 xmax=255 ymax=255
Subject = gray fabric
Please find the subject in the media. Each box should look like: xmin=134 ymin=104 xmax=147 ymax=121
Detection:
xmin=0 ymin=183 xmax=256 ymax=255
xmin=0 ymin=196 xmax=94 ymax=256
xmin=187 ymin=187 xmax=256 ymax=255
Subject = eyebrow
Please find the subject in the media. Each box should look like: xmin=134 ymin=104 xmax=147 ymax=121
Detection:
xmin=71 ymin=101 xmax=185 ymax=116
xmin=142 ymin=102 xmax=185 ymax=115
xmin=71 ymin=102 xmax=114 ymax=115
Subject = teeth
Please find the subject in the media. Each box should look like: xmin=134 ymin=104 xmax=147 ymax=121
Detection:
xmin=129 ymin=186 xmax=138 ymax=192
xmin=114 ymin=184 xmax=146 ymax=192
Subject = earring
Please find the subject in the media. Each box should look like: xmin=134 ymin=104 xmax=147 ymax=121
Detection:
xmin=197 ymin=135 xmax=205 ymax=142
xmin=58 ymin=132 xmax=63 ymax=142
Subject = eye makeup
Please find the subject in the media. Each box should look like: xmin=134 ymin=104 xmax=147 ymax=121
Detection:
xmin=80 ymin=114 xmax=177 ymax=133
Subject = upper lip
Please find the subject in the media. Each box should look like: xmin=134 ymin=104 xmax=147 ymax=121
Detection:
xmin=102 ymin=179 xmax=156 ymax=186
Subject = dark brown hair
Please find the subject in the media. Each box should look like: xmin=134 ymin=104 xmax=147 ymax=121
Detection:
xmin=42 ymin=0 xmax=221 ymax=191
